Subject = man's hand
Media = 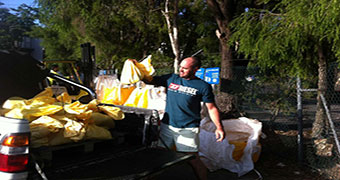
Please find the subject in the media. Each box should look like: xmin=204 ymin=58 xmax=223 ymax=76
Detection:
xmin=128 ymin=59 xmax=138 ymax=64
xmin=215 ymin=128 xmax=225 ymax=142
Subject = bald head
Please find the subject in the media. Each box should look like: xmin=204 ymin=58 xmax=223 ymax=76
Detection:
xmin=182 ymin=57 xmax=201 ymax=69
xmin=179 ymin=57 xmax=201 ymax=80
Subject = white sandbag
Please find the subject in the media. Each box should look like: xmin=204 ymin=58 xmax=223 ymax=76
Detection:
xmin=199 ymin=117 xmax=262 ymax=176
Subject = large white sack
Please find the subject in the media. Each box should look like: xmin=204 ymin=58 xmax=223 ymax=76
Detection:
xmin=199 ymin=117 xmax=262 ymax=176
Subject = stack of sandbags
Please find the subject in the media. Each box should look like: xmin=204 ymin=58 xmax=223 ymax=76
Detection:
xmin=96 ymin=55 xmax=166 ymax=117
xmin=0 ymin=87 xmax=125 ymax=148
xmin=95 ymin=54 xmax=156 ymax=106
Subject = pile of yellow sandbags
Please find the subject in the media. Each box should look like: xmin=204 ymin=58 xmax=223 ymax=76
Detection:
xmin=97 ymin=55 xmax=166 ymax=115
xmin=1 ymin=87 xmax=124 ymax=148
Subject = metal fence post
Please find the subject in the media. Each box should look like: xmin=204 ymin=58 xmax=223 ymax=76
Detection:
xmin=296 ymin=77 xmax=304 ymax=164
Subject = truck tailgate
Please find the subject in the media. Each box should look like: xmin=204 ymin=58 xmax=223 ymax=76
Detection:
xmin=42 ymin=147 xmax=194 ymax=180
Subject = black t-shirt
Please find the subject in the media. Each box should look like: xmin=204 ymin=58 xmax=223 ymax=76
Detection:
xmin=154 ymin=74 xmax=214 ymax=128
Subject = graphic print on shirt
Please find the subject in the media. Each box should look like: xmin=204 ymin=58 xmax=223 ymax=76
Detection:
xmin=168 ymin=83 xmax=198 ymax=96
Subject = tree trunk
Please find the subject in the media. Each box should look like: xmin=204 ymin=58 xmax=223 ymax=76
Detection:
xmin=163 ymin=0 xmax=180 ymax=74
xmin=312 ymin=45 xmax=330 ymax=139
xmin=207 ymin=0 xmax=239 ymax=118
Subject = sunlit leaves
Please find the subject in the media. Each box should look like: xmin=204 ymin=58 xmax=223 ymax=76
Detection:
xmin=230 ymin=0 xmax=340 ymax=78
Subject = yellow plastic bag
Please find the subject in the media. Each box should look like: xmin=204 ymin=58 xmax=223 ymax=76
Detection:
xmin=2 ymin=97 xmax=26 ymax=109
xmin=64 ymin=101 xmax=88 ymax=115
xmin=25 ymin=96 xmax=56 ymax=107
xmin=123 ymin=87 xmax=149 ymax=108
xmin=22 ymin=104 xmax=63 ymax=121
xmin=135 ymin=55 xmax=155 ymax=82
xmin=95 ymin=75 xmax=119 ymax=101
xmin=30 ymin=116 xmax=64 ymax=133
xmin=87 ymin=99 xmax=100 ymax=112
xmin=56 ymin=92 xmax=72 ymax=104
xmin=75 ymin=110 xmax=93 ymax=121
xmin=120 ymin=59 xmax=143 ymax=85
xmin=4 ymin=108 xmax=25 ymax=119
xmin=120 ymin=55 xmax=155 ymax=85
xmin=101 ymin=85 xmax=135 ymax=105
xmin=63 ymin=119 xmax=85 ymax=141
xmin=98 ymin=105 xmax=124 ymax=120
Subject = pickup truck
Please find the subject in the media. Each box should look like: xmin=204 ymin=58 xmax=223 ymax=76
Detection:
xmin=0 ymin=51 xmax=193 ymax=180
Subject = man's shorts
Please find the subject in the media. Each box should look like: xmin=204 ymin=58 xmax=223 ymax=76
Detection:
xmin=158 ymin=123 xmax=200 ymax=152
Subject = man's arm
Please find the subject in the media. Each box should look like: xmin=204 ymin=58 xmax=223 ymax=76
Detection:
xmin=205 ymin=102 xmax=225 ymax=142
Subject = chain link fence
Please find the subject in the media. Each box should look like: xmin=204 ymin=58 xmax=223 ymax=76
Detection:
xmin=236 ymin=63 xmax=340 ymax=179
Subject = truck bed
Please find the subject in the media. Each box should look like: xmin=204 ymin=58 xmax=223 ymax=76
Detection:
xmin=28 ymin=106 xmax=194 ymax=180
xmin=40 ymin=147 xmax=193 ymax=180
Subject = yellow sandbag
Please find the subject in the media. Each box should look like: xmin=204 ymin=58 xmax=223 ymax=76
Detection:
xmin=4 ymin=108 xmax=24 ymax=119
xmin=30 ymin=125 xmax=51 ymax=140
xmin=135 ymin=55 xmax=155 ymax=82
xmin=123 ymin=87 xmax=149 ymax=108
xmin=85 ymin=124 xmax=112 ymax=140
xmin=64 ymin=101 xmax=88 ymax=115
xmin=25 ymin=96 xmax=56 ymax=107
xmin=95 ymin=75 xmax=119 ymax=102
xmin=2 ymin=97 xmax=26 ymax=109
xmin=30 ymin=116 xmax=64 ymax=133
xmin=56 ymin=92 xmax=72 ymax=104
xmin=87 ymin=99 xmax=99 ymax=112
xmin=75 ymin=110 xmax=93 ymax=121
xmin=101 ymin=87 xmax=116 ymax=104
xmin=98 ymin=105 xmax=124 ymax=120
xmin=22 ymin=104 xmax=63 ymax=121
xmin=63 ymin=119 xmax=85 ymax=141
xmin=101 ymin=85 xmax=135 ymax=105
xmin=48 ymin=129 xmax=73 ymax=146
xmin=120 ymin=59 xmax=143 ymax=85
xmin=89 ymin=112 xmax=115 ymax=129
xmin=229 ymin=140 xmax=248 ymax=161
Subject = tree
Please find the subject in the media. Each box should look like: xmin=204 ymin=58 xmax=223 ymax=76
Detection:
xmin=33 ymin=0 xmax=170 ymax=70
xmin=206 ymin=0 xmax=255 ymax=118
xmin=230 ymin=0 xmax=340 ymax=138
xmin=162 ymin=0 xmax=180 ymax=73
xmin=0 ymin=3 xmax=38 ymax=50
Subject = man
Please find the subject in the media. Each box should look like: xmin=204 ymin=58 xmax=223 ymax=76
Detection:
xmin=150 ymin=57 xmax=225 ymax=180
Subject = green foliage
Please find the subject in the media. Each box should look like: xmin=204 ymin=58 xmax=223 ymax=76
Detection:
xmin=30 ymin=0 xmax=223 ymax=73
xmin=230 ymin=0 xmax=340 ymax=79
xmin=0 ymin=3 xmax=38 ymax=50
xmin=33 ymin=0 xmax=170 ymax=67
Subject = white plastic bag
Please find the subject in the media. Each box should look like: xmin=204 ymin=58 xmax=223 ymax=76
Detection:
xmin=199 ymin=117 xmax=262 ymax=176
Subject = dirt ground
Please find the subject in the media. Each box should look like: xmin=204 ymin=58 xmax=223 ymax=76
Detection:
xmin=156 ymin=124 xmax=328 ymax=180
xmin=249 ymin=127 xmax=326 ymax=180
xmin=238 ymin=122 xmax=329 ymax=180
